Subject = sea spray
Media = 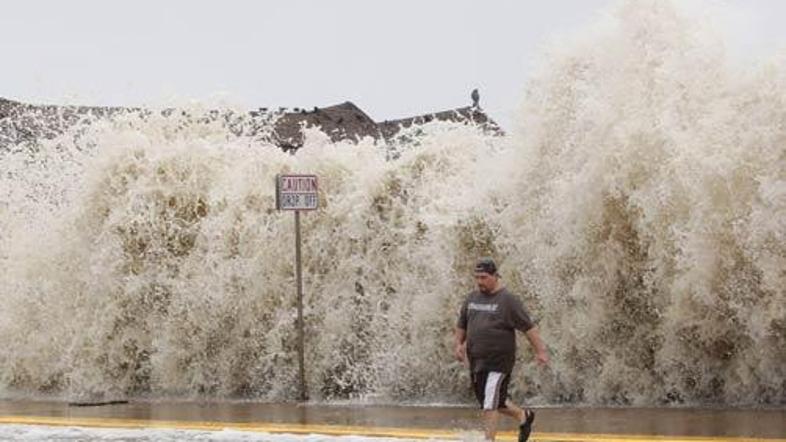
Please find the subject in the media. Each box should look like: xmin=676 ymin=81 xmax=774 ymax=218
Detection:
xmin=500 ymin=0 xmax=785 ymax=404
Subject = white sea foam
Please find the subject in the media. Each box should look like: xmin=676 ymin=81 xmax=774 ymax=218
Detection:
xmin=0 ymin=424 xmax=447 ymax=442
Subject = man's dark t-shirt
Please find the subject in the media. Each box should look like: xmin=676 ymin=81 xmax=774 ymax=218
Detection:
xmin=457 ymin=288 xmax=534 ymax=374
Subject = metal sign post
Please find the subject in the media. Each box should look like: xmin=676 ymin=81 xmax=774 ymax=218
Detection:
xmin=276 ymin=174 xmax=318 ymax=402
xmin=294 ymin=209 xmax=305 ymax=402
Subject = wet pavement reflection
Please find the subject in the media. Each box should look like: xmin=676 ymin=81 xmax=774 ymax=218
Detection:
xmin=0 ymin=400 xmax=784 ymax=438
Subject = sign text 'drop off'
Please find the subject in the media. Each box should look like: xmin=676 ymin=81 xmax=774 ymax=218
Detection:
xmin=277 ymin=174 xmax=318 ymax=210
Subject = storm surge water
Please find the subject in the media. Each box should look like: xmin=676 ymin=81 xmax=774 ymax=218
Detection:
xmin=1 ymin=1 xmax=784 ymax=406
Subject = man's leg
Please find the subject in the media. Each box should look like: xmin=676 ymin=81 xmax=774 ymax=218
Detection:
xmin=500 ymin=399 xmax=525 ymax=422
xmin=476 ymin=371 xmax=507 ymax=440
xmin=502 ymin=399 xmax=535 ymax=442
xmin=483 ymin=409 xmax=500 ymax=441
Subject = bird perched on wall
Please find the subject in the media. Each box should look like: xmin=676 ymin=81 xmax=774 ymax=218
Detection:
xmin=471 ymin=88 xmax=480 ymax=108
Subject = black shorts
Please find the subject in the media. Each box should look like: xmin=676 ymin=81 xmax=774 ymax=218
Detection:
xmin=471 ymin=371 xmax=510 ymax=410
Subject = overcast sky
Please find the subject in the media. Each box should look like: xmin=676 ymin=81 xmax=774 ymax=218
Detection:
xmin=1 ymin=1 xmax=784 ymax=129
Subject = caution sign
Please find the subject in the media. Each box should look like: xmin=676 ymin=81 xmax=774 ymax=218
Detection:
xmin=276 ymin=174 xmax=319 ymax=211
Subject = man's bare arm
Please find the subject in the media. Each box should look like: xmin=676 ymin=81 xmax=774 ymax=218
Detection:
xmin=525 ymin=326 xmax=549 ymax=365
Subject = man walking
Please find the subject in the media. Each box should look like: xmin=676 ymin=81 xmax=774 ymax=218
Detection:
xmin=454 ymin=257 xmax=549 ymax=441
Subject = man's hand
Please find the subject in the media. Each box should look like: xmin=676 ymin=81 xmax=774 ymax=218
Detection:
xmin=453 ymin=327 xmax=468 ymax=367
xmin=454 ymin=342 xmax=467 ymax=363
xmin=535 ymin=349 xmax=549 ymax=366
xmin=524 ymin=327 xmax=549 ymax=366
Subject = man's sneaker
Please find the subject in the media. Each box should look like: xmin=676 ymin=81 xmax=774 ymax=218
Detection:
xmin=518 ymin=409 xmax=535 ymax=442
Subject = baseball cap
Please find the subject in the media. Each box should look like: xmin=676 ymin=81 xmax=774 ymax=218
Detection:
xmin=474 ymin=257 xmax=498 ymax=275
